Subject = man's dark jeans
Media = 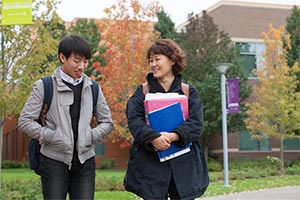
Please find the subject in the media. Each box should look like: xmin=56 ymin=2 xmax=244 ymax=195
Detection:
xmin=39 ymin=154 xmax=95 ymax=200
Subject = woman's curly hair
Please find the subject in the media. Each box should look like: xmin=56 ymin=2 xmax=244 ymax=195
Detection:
xmin=146 ymin=39 xmax=187 ymax=75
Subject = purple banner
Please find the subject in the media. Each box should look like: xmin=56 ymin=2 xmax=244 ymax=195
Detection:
xmin=227 ymin=78 xmax=240 ymax=114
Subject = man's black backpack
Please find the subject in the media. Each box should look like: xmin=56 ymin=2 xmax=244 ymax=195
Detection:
xmin=28 ymin=76 xmax=99 ymax=174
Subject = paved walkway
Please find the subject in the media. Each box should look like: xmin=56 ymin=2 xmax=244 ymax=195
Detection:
xmin=198 ymin=186 xmax=300 ymax=200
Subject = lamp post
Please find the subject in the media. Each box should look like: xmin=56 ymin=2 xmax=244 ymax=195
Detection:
xmin=215 ymin=63 xmax=232 ymax=187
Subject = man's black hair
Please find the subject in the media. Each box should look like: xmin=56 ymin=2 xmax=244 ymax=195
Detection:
xmin=58 ymin=35 xmax=91 ymax=64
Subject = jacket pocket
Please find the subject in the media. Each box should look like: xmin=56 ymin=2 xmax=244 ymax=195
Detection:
xmin=40 ymin=127 xmax=56 ymax=144
xmin=81 ymin=126 xmax=93 ymax=153
xmin=47 ymin=126 xmax=66 ymax=152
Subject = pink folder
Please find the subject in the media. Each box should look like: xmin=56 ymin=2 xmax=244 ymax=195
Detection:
xmin=144 ymin=96 xmax=189 ymax=120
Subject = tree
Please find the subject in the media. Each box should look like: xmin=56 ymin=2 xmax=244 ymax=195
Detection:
xmin=0 ymin=0 xmax=63 ymax=190
xmin=95 ymin=0 xmax=161 ymax=147
xmin=154 ymin=10 xmax=178 ymax=41
xmin=68 ymin=18 xmax=107 ymax=80
xmin=285 ymin=5 xmax=300 ymax=92
xmin=285 ymin=6 xmax=300 ymax=68
xmin=178 ymin=11 xmax=251 ymax=156
xmin=245 ymin=24 xmax=300 ymax=173
xmin=40 ymin=12 xmax=67 ymax=70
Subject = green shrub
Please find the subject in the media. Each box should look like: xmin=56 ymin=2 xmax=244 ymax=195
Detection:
xmin=1 ymin=161 xmax=28 ymax=169
xmin=207 ymin=159 xmax=222 ymax=172
xmin=99 ymin=159 xmax=116 ymax=169
xmin=285 ymin=159 xmax=300 ymax=168
xmin=263 ymin=156 xmax=281 ymax=168
xmin=1 ymin=179 xmax=42 ymax=199
xmin=228 ymin=158 xmax=258 ymax=170
xmin=228 ymin=157 xmax=280 ymax=171
xmin=285 ymin=166 xmax=300 ymax=175
xmin=208 ymin=171 xmax=222 ymax=182
xmin=219 ymin=157 xmax=283 ymax=180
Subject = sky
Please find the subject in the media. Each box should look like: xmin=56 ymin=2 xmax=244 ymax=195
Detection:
xmin=56 ymin=0 xmax=300 ymax=26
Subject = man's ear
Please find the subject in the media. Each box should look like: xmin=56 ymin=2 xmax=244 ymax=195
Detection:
xmin=59 ymin=53 xmax=65 ymax=64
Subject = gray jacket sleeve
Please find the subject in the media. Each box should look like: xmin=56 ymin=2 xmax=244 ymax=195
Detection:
xmin=91 ymin=84 xmax=114 ymax=143
xmin=17 ymin=80 xmax=45 ymax=139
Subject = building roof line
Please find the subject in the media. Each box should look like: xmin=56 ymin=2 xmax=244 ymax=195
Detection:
xmin=207 ymin=0 xmax=294 ymax=13
xmin=176 ymin=0 xmax=295 ymax=30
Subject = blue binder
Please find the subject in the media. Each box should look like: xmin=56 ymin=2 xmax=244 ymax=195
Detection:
xmin=147 ymin=102 xmax=191 ymax=162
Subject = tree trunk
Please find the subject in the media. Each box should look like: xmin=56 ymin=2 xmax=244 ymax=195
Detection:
xmin=0 ymin=118 xmax=4 ymax=192
xmin=280 ymin=137 xmax=284 ymax=174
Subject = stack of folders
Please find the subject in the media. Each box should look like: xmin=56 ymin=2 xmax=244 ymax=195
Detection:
xmin=144 ymin=93 xmax=191 ymax=162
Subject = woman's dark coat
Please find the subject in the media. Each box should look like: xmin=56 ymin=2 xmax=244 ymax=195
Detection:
xmin=124 ymin=73 xmax=209 ymax=200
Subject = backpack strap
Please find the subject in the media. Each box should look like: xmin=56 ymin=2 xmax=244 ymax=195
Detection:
xmin=91 ymin=80 xmax=99 ymax=112
xmin=142 ymin=82 xmax=149 ymax=95
xmin=40 ymin=76 xmax=53 ymax=126
xmin=181 ymin=83 xmax=189 ymax=98
xmin=142 ymin=82 xmax=189 ymax=98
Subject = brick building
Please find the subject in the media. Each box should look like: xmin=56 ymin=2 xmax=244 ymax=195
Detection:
xmin=177 ymin=0 xmax=300 ymax=161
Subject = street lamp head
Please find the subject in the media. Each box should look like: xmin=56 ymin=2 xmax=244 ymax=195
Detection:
xmin=215 ymin=63 xmax=233 ymax=74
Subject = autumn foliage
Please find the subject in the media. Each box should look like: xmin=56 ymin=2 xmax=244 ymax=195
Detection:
xmin=245 ymin=24 xmax=300 ymax=140
xmin=94 ymin=0 xmax=161 ymax=147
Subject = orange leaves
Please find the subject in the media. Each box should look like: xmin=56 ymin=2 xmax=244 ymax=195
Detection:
xmin=91 ymin=62 xmax=102 ymax=72
xmin=131 ymin=0 xmax=140 ymax=14
xmin=98 ymin=0 xmax=161 ymax=146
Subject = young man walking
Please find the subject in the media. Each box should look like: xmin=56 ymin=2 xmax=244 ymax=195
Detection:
xmin=18 ymin=35 xmax=114 ymax=199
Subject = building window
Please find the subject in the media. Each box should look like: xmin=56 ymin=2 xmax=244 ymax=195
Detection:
xmin=95 ymin=143 xmax=105 ymax=156
xmin=235 ymin=42 xmax=266 ymax=78
xmin=284 ymin=138 xmax=300 ymax=150
xmin=239 ymin=130 xmax=271 ymax=151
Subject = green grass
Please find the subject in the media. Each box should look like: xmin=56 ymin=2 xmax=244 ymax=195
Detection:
xmin=96 ymin=169 xmax=126 ymax=179
xmin=2 ymin=168 xmax=300 ymax=199
xmin=1 ymin=168 xmax=125 ymax=181
xmin=95 ymin=191 xmax=139 ymax=200
xmin=93 ymin=175 xmax=300 ymax=199
xmin=1 ymin=168 xmax=40 ymax=181
xmin=202 ymin=175 xmax=300 ymax=197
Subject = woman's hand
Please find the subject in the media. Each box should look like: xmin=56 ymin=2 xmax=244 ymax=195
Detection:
xmin=160 ymin=132 xmax=179 ymax=143
xmin=151 ymin=134 xmax=170 ymax=151
xmin=151 ymin=132 xmax=180 ymax=151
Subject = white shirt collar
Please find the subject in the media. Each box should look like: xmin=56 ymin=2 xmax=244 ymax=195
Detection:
xmin=59 ymin=68 xmax=83 ymax=86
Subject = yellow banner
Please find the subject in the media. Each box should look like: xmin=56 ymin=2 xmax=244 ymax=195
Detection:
xmin=2 ymin=0 xmax=32 ymax=25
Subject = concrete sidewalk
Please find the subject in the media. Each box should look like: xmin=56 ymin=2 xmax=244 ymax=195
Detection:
xmin=198 ymin=186 xmax=300 ymax=200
